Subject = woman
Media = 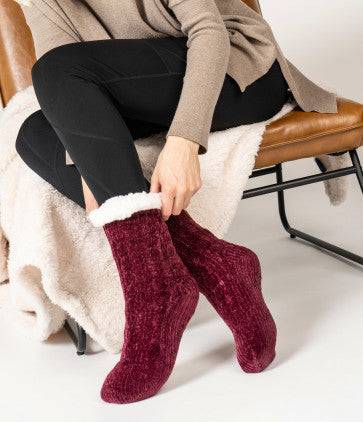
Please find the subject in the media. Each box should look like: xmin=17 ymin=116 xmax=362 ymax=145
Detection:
xmin=14 ymin=0 xmax=337 ymax=404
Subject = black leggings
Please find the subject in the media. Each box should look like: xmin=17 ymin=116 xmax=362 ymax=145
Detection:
xmin=16 ymin=36 xmax=289 ymax=208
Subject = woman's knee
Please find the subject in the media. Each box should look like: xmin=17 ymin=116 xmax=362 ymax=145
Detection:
xmin=16 ymin=111 xmax=43 ymax=158
xmin=31 ymin=43 xmax=81 ymax=105
xmin=16 ymin=110 xmax=58 ymax=168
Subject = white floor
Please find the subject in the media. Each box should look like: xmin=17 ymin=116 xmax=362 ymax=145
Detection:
xmin=1 ymin=153 xmax=362 ymax=422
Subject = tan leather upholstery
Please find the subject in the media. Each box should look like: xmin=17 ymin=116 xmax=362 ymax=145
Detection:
xmin=243 ymin=0 xmax=262 ymax=14
xmin=0 ymin=0 xmax=361 ymax=169
xmin=255 ymin=98 xmax=363 ymax=168
xmin=0 ymin=0 xmax=35 ymax=105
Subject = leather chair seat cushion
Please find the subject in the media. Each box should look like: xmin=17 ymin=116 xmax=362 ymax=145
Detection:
xmin=255 ymin=98 xmax=363 ymax=168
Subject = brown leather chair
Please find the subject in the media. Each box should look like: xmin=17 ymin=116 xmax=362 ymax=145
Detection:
xmin=1 ymin=0 xmax=362 ymax=353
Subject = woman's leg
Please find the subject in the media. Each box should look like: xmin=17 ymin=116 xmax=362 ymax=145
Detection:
xmin=19 ymin=37 xmax=287 ymax=396
xmin=212 ymin=58 xmax=289 ymax=130
xmin=17 ymin=92 xmax=199 ymax=405
xmin=30 ymin=36 xmax=288 ymax=207
xmin=16 ymin=110 xmax=156 ymax=210
xmin=30 ymin=38 xmax=181 ymax=206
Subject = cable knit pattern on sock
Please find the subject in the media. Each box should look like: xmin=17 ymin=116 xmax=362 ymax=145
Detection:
xmin=101 ymin=209 xmax=199 ymax=404
xmin=167 ymin=210 xmax=276 ymax=373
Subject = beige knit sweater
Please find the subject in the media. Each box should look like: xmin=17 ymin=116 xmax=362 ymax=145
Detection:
xmin=18 ymin=0 xmax=337 ymax=155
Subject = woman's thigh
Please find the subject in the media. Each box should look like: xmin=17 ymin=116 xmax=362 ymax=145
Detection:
xmin=31 ymin=36 xmax=188 ymax=128
xmin=32 ymin=36 xmax=288 ymax=134
xmin=211 ymin=59 xmax=290 ymax=132
xmin=93 ymin=39 xmax=289 ymax=131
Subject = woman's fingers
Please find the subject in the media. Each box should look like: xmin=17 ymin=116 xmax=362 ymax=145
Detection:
xmin=150 ymin=172 xmax=161 ymax=193
xmin=173 ymin=185 xmax=188 ymax=215
xmin=175 ymin=182 xmax=195 ymax=213
xmin=173 ymin=178 xmax=201 ymax=215
xmin=161 ymin=181 xmax=202 ymax=218
xmin=161 ymin=188 xmax=175 ymax=220
xmin=182 ymin=190 xmax=193 ymax=210
xmin=152 ymin=174 xmax=202 ymax=219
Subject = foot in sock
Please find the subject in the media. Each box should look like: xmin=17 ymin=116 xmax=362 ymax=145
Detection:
xmin=166 ymin=210 xmax=276 ymax=373
xmin=89 ymin=193 xmax=199 ymax=404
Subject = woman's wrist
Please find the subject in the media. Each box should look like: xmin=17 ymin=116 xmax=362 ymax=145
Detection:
xmin=166 ymin=135 xmax=200 ymax=154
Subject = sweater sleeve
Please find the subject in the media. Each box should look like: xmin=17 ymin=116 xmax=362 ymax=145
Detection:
xmin=165 ymin=0 xmax=231 ymax=154
xmin=21 ymin=3 xmax=80 ymax=59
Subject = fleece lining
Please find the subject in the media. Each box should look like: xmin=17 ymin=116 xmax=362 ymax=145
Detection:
xmin=88 ymin=191 xmax=162 ymax=227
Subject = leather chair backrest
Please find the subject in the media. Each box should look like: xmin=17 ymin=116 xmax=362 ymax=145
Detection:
xmin=243 ymin=0 xmax=262 ymax=14
xmin=0 ymin=0 xmax=262 ymax=106
xmin=0 ymin=0 xmax=35 ymax=105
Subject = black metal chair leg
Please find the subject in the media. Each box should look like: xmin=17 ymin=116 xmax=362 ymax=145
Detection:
xmin=349 ymin=150 xmax=363 ymax=194
xmin=76 ymin=323 xmax=87 ymax=356
xmin=275 ymin=155 xmax=363 ymax=265
xmin=276 ymin=164 xmax=296 ymax=238
xmin=64 ymin=319 xmax=87 ymax=355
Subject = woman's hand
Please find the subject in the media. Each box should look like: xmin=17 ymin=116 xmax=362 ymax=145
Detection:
xmin=150 ymin=135 xmax=202 ymax=220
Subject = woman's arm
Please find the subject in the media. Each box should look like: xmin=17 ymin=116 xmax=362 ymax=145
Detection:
xmin=151 ymin=0 xmax=231 ymax=219
xmin=165 ymin=0 xmax=231 ymax=153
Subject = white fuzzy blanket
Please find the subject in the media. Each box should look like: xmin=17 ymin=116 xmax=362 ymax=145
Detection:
xmin=0 ymin=87 xmax=344 ymax=352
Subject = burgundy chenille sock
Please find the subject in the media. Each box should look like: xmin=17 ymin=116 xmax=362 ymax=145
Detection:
xmin=91 ymin=204 xmax=199 ymax=404
xmin=166 ymin=210 xmax=276 ymax=373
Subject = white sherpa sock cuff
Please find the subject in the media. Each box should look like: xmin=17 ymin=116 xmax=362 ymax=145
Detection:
xmin=88 ymin=191 xmax=162 ymax=227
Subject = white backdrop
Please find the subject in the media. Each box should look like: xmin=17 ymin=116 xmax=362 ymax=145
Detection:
xmin=261 ymin=0 xmax=363 ymax=102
